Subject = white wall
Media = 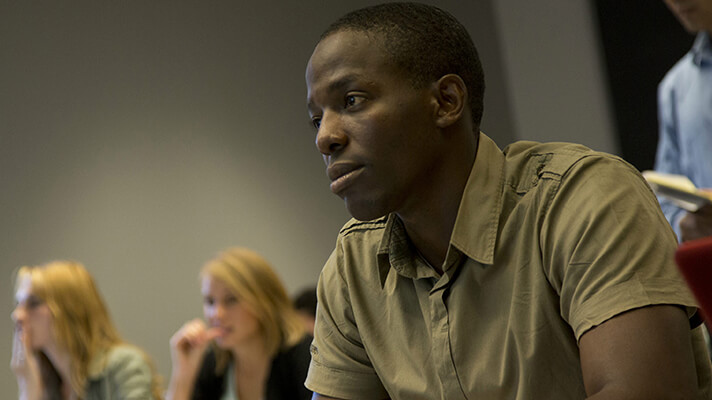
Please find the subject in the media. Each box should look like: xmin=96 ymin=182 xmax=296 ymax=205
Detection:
xmin=493 ymin=0 xmax=618 ymax=153
xmin=0 ymin=0 xmax=615 ymax=393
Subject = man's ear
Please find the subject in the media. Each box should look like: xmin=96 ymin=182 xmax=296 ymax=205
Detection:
xmin=433 ymin=74 xmax=467 ymax=128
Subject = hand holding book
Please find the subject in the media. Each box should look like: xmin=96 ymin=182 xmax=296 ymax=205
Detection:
xmin=641 ymin=171 xmax=712 ymax=212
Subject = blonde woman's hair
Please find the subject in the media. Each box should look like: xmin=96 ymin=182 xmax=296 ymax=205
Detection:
xmin=14 ymin=261 xmax=163 ymax=399
xmin=200 ymin=247 xmax=305 ymax=373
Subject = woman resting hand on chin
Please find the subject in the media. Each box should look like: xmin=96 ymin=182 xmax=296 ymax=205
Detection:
xmin=11 ymin=261 xmax=162 ymax=400
xmin=166 ymin=247 xmax=312 ymax=400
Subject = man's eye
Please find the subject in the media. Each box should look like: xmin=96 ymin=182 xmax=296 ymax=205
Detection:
xmin=312 ymin=118 xmax=321 ymax=130
xmin=345 ymin=95 xmax=362 ymax=107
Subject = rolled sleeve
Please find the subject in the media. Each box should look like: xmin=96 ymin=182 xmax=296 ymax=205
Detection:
xmin=542 ymin=155 xmax=698 ymax=340
xmin=305 ymin=247 xmax=388 ymax=399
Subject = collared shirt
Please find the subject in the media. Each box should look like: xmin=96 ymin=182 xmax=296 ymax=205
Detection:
xmin=85 ymin=344 xmax=156 ymax=400
xmin=221 ymin=363 xmax=238 ymax=400
xmin=655 ymin=32 xmax=712 ymax=237
xmin=306 ymin=133 xmax=712 ymax=399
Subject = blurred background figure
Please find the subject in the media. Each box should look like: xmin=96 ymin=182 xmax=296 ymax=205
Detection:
xmin=167 ymin=247 xmax=311 ymax=400
xmin=11 ymin=261 xmax=162 ymax=400
xmin=293 ymin=287 xmax=317 ymax=336
xmin=655 ymin=0 xmax=712 ymax=242
xmin=656 ymin=0 xmax=712 ymax=358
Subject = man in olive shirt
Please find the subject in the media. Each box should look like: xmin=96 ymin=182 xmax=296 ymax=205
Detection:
xmin=304 ymin=3 xmax=712 ymax=399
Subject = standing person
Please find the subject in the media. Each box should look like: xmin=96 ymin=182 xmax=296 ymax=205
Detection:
xmin=655 ymin=0 xmax=712 ymax=242
xmin=11 ymin=261 xmax=162 ymax=400
xmin=166 ymin=247 xmax=311 ymax=400
xmin=304 ymin=2 xmax=712 ymax=399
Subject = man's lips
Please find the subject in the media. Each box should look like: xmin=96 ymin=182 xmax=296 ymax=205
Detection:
xmin=327 ymin=163 xmax=364 ymax=194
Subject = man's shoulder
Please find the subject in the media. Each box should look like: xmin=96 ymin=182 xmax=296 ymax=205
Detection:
xmin=325 ymin=217 xmax=389 ymax=278
xmin=502 ymin=141 xmax=620 ymax=180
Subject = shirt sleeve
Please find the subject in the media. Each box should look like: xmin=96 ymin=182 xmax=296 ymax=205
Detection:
xmin=304 ymin=246 xmax=389 ymax=399
xmin=654 ymin=74 xmax=686 ymax=240
xmin=541 ymin=155 xmax=699 ymax=340
xmin=106 ymin=346 xmax=156 ymax=400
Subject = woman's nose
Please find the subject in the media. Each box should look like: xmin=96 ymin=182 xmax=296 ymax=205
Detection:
xmin=218 ymin=303 xmax=229 ymax=319
xmin=209 ymin=304 xmax=224 ymax=321
xmin=11 ymin=306 xmax=24 ymax=324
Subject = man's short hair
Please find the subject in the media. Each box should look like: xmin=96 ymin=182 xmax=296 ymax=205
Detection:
xmin=320 ymin=2 xmax=485 ymax=130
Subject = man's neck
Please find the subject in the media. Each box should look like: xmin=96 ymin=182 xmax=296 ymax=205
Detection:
xmin=397 ymin=133 xmax=479 ymax=271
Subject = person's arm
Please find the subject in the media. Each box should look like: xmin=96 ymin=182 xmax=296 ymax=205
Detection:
xmin=541 ymin=153 xmax=706 ymax=398
xmin=305 ymin=247 xmax=389 ymax=399
xmin=654 ymin=72 xmax=688 ymax=240
xmin=579 ymin=305 xmax=700 ymax=399
xmin=11 ymin=328 xmax=42 ymax=400
xmin=166 ymin=319 xmax=220 ymax=400
xmin=104 ymin=346 xmax=157 ymax=400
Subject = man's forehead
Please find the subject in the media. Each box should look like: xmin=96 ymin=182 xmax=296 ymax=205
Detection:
xmin=309 ymin=29 xmax=387 ymax=68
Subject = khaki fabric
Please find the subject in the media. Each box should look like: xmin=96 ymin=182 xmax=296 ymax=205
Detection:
xmin=306 ymin=133 xmax=712 ymax=399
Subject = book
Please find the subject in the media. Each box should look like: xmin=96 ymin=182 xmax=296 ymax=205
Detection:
xmin=642 ymin=171 xmax=712 ymax=212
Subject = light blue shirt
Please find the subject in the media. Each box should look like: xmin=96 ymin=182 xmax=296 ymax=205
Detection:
xmin=654 ymin=32 xmax=712 ymax=239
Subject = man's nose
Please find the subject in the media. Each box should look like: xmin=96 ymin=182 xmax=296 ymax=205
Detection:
xmin=315 ymin=113 xmax=348 ymax=156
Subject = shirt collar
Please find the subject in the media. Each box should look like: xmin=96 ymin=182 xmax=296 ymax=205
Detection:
xmin=377 ymin=215 xmax=439 ymax=281
xmin=450 ymin=132 xmax=505 ymax=265
xmin=692 ymin=32 xmax=712 ymax=67
xmin=376 ymin=132 xmax=504 ymax=279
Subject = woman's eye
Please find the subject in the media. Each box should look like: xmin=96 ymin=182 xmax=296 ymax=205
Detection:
xmin=25 ymin=296 xmax=43 ymax=310
xmin=203 ymin=297 xmax=215 ymax=306
xmin=312 ymin=118 xmax=321 ymax=130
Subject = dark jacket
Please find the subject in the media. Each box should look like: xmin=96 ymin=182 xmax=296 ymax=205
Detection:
xmin=191 ymin=335 xmax=312 ymax=400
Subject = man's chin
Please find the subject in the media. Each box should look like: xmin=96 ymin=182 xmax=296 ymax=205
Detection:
xmin=345 ymin=199 xmax=389 ymax=222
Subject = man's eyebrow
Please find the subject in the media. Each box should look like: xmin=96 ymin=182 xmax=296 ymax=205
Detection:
xmin=326 ymin=75 xmax=358 ymax=94
xmin=307 ymin=74 xmax=360 ymax=110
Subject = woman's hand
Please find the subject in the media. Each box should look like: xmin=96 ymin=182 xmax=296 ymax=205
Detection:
xmin=11 ymin=327 xmax=42 ymax=400
xmin=166 ymin=319 xmax=221 ymax=400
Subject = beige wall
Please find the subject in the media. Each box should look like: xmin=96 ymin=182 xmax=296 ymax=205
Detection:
xmin=0 ymin=0 xmax=614 ymax=392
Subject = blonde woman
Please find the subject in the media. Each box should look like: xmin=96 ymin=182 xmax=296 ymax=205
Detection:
xmin=167 ymin=247 xmax=312 ymax=400
xmin=11 ymin=261 xmax=162 ymax=400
